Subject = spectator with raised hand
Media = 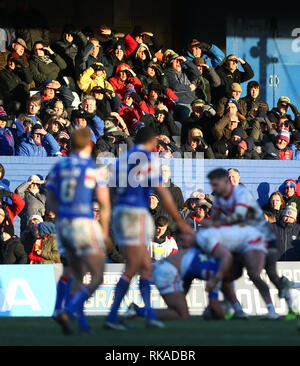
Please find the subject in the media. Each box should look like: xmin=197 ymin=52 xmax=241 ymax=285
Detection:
xmin=141 ymin=104 xmax=180 ymax=139
xmin=15 ymin=123 xmax=60 ymax=157
xmin=214 ymin=54 xmax=254 ymax=103
xmin=109 ymin=63 xmax=142 ymax=100
xmin=52 ymin=25 xmax=87 ymax=79
xmin=108 ymin=40 xmax=133 ymax=73
xmin=267 ymin=96 xmax=300 ymax=131
xmin=228 ymin=136 xmax=260 ymax=160
xmin=75 ymin=37 xmax=113 ymax=79
xmin=0 ymin=224 xmax=27 ymax=264
xmin=77 ymin=62 xmax=115 ymax=95
xmin=20 ymin=214 xmax=44 ymax=257
xmin=0 ymin=52 xmax=33 ymax=115
xmin=211 ymin=98 xmax=246 ymax=143
xmin=131 ymin=42 xmax=153 ymax=76
xmin=118 ymin=85 xmax=143 ymax=130
xmin=34 ymin=79 xmax=74 ymax=121
xmin=138 ymin=61 xmax=170 ymax=97
xmin=181 ymin=127 xmax=215 ymax=159
xmin=183 ymin=38 xmax=225 ymax=68
xmin=192 ymin=57 xmax=221 ymax=105
xmin=185 ymin=201 xmax=210 ymax=231
xmin=15 ymin=174 xmax=47 ymax=233
xmin=0 ymin=187 xmax=25 ymax=228
xmin=70 ymin=107 xmax=103 ymax=144
xmin=240 ymin=81 xmax=269 ymax=117
xmin=29 ymin=42 xmax=67 ymax=88
xmin=272 ymin=203 xmax=300 ymax=260
xmin=164 ymin=53 xmax=200 ymax=124
xmin=0 ymin=38 xmax=29 ymax=71
xmin=181 ymin=98 xmax=218 ymax=146
xmin=0 ymin=107 xmax=15 ymax=156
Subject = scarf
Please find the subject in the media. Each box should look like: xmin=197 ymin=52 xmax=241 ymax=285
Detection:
xmin=34 ymin=55 xmax=53 ymax=65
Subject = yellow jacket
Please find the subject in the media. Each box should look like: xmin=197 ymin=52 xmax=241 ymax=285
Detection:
xmin=77 ymin=65 xmax=114 ymax=95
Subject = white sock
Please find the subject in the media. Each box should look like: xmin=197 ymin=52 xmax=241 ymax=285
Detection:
xmin=232 ymin=301 xmax=243 ymax=312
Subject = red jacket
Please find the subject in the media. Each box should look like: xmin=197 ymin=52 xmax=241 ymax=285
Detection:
xmin=139 ymin=89 xmax=179 ymax=115
xmin=123 ymin=34 xmax=138 ymax=56
xmin=6 ymin=193 xmax=25 ymax=225
xmin=109 ymin=63 xmax=142 ymax=99
xmin=119 ymin=102 xmax=143 ymax=129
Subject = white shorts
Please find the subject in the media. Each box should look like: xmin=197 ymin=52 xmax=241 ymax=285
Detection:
xmin=112 ymin=205 xmax=155 ymax=247
xmin=57 ymin=218 xmax=105 ymax=257
xmin=152 ymin=260 xmax=184 ymax=295
xmin=196 ymin=224 xmax=268 ymax=255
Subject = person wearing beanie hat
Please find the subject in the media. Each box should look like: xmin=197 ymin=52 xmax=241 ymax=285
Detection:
xmin=231 ymin=127 xmax=245 ymax=143
xmin=272 ymin=202 xmax=300 ymax=260
xmin=276 ymin=129 xmax=290 ymax=144
xmin=283 ymin=179 xmax=300 ymax=220
xmin=0 ymin=224 xmax=27 ymax=264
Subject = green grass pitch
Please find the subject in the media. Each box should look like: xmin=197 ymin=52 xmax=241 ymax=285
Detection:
xmin=1 ymin=316 xmax=300 ymax=346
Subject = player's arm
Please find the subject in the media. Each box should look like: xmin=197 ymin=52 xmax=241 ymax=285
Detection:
xmin=155 ymin=185 xmax=192 ymax=234
xmin=206 ymin=245 xmax=233 ymax=292
xmin=95 ymin=185 xmax=112 ymax=250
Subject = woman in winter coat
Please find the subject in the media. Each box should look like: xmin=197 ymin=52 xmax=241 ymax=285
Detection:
xmin=0 ymin=225 xmax=27 ymax=264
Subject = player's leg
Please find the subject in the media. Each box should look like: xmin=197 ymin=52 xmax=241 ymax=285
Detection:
xmin=105 ymin=244 xmax=144 ymax=329
xmin=156 ymin=292 xmax=190 ymax=320
xmin=243 ymin=249 xmax=279 ymax=319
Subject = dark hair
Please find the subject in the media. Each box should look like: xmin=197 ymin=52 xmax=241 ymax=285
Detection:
xmin=155 ymin=216 xmax=169 ymax=227
xmin=33 ymin=40 xmax=46 ymax=50
xmin=135 ymin=126 xmax=156 ymax=144
xmin=247 ymin=81 xmax=260 ymax=95
xmin=207 ymin=168 xmax=229 ymax=181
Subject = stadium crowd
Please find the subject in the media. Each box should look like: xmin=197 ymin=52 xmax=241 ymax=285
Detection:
xmin=0 ymin=14 xmax=300 ymax=265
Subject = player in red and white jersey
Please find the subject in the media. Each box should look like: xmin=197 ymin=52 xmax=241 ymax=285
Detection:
xmin=201 ymin=168 xmax=282 ymax=319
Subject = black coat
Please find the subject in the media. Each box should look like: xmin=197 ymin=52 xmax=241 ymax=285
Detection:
xmin=272 ymin=220 xmax=300 ymax=260
xmin=279 ymin=240 xmax=300 ymax=261
xmin=0 ymin=236 xmax=28 ymax=264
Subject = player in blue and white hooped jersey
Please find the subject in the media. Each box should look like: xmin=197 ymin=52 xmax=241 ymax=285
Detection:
xmin=104 ymin=127 xmax=192 ymax=330
xmin=46 ymin=128 xmax=111 ymax=334
xmin=124 ymin=247 xmax=242 ymax=321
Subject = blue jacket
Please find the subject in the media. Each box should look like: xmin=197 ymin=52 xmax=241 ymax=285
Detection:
xmin=71 ymin=114 xmax=104 ymax=144
xmin=292 ymin=145 xmax=300 ymax=160
xmin=183 ymin=44 xmax=225 ymax=68
xmin=0 ymin=127 xmax=15 ymax=156
xmin=15 ymin=132 xmax=60 ymax=157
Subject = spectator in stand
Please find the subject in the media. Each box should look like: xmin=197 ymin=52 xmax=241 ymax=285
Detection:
xmin=138 ymin=61 xmax=170 ymax=97
xmin=131 ymin=42 xmax=153 ymax=76
xmin=141 ymin=104 xmax=180 ymax=140
xmin=279 ymin=240 xmax=300 ymax=261
xmin=262 ymin=130 xmax=294 ymax=160
xmin=211 ymin=98 xmax=246 ymax=143
xmin=71 ymin=107 xmax=103 ymax=144
xmin=148 ymin=216 xmax=178 ymax=261
xmin=29 ymin=42 xmax=67 ymax=88
xmin=34 ymin=80 xmax=74 ymax=121
xmin=185 ymin=202 xmax=209 ymax=231
xmin=118 ymin=85 xmax=143 ymax=130
xmin=228 ymin=136 xmax=260 ymax=160
xmin=91 ymin=85 xmax=121 ymax=121
xmin=216 ymin=83 xmax=247 ymax=118
xmin=240 ymin=81 xmax=269 ymax=116
xmin=214 ymin=54 xmax=254 ymax=103
xmin=28 ymin=221 xmax=61 ymax=264
xmin=19 ymin=95 xmax=42 ymax=125
xmin=267 ymin=96 xmax=300 ymax=131
xmin=282 ymin=179 xmax=300 ymax=219
xmin=180 ymin=191 xmax=213 ymax=220
xmin=0 ymin=188 xmax=25 ymax=227
xmin=52 ymin=26 xmax=87 ymax=79
xmin=272 ymin=203 xmax=300 ymax=260
xmin=181 ymin=127 xmax=215 ymax=159
xmin=109 ymin=63 xmax=142 ymax=100
xmin=291 ymin=132 xmax=300 ymax=160
xmin=20 ymin=214 xmax=43 ymax=257
xmin=75 ymin=37 xmax=113 ymax=80
xmin=0 ymin=224 xmax=27 ymax=264
xmin=81 ymin=95 xmax=105 ymax=135
xmin=181 ymin=98 xmax=218 ymax=146
xmin=245 ymin=112 xmax=276 ymax=149
xmin=139 ymin=82 xmax=178 ymax=115
xmin=263 ymin=191 xmax=285 ymax=222
xmin=159 ymin=164 xmax=184 ymax=210
xmin=164 ymin=53 xmax=200 ymax=124
xmin=227 ymin=168 xmax=240 ymax=186
xmin=0 ymin=38 xmax=29 ymax=72
xmin=16 ymin=123 xmax=60 ymax=157
xmin=192 ymin=57 xmax=221 ymax=105
xmin=0 ymin=52 xmax=33 ymax=115
xmin=77 ymin=62 xmax=115 ymax=95
xmin=183 ymin=38 xmax=225 ymax=68
xmin=0 ymin=107 xmax=15 ymax=155
xmin=15 ymin=174 xmax=47 ymax=233
xmin=107 ymin=40 xmax=133 ymax=74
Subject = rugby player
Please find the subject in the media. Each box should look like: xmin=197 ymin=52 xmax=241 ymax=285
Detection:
xmin=47 ymin=128 xmax=111 ymax=334
xmin=104 ymin=126 xmax=192 ymax=330
xmin=202 ymin=168 xmax=292 ymax=319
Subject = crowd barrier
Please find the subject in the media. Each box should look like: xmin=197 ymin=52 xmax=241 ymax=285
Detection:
xmin=0 ymin=263 xmax=299 ymax=317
